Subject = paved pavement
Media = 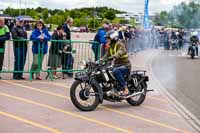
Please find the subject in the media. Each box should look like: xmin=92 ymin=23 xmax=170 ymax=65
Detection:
xmin=0 ymin=49 xmax=197 ymax=133
xmin=152 ymin=49 xmax=200 ymax=131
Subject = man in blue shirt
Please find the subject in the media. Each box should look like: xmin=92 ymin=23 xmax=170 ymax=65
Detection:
xmin=92 ymin=21 xmax=110 ymax=61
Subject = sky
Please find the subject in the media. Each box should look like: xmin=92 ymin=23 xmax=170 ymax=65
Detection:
xmin=0 ymin=0 xmax=191 ymax=14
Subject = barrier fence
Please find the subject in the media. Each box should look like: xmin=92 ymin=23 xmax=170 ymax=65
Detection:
xmin=1 ymin=40 xmax=100 ymax=80
xmin=1 ymin=30 xmax=163 ymax=81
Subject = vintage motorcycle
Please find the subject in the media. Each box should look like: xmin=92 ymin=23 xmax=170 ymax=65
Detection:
xmin=188 ymin=43 xmax=198 ymax=59
xmin=70 ymin=59 xmax=152 ymax=111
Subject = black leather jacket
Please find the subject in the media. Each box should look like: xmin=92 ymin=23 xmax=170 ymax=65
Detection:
xmin=11 ymin=26 xmax=27 ymax=48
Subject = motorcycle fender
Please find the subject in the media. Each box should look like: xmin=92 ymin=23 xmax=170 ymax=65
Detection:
xmin=90 ymin=79 xmax=104 ymax=103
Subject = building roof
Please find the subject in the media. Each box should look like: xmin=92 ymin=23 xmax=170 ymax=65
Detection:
xmin=0 ymin=14 xmax=35 ymax=22
xmin=15 ymin=15 xmax=35 ymax=22
xmin=0 ymin=14 xmax=13 ymax=20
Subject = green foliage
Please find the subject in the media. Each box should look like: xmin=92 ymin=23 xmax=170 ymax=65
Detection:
xmin=3 ymin=6 xmax=125 ymax=29
xmin=119 ymin=19 xmax=129 ymax=24
xmin=4 ymin=7 xmax=20 ymax=16
xmin=42 ymin=9 xmax=49 ymax=20
xmin=35 ymin=7 xmax=43 ymax=13
xmin=104 ymin=10 xmax=116 ymax=20
xmin=46 ymin=15 xmax=65 ymax=25
xmin=153 ymin=11 xmax=169 ymax=26
xmin=129 ymin=18 xmax=136 ymax=26
xmin=26 ymin=9 xmax=38 ymax=19
xmin=69 ymin=10 xmax=81 ymax=18
xmin=153 ymin=1 xmax=200 ymax=28
xmin=112 ymin=18 xmax=135 ymax=26
xmin=88 ymin=18 xmax=100 ymax=29
xmin=73 ymin=17 xmax=88 ymax=27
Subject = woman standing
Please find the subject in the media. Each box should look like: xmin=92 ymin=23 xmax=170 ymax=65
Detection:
xmin=30 ymin=20 xmax=51 ymax=80
xmin=48 ymin=26 xmax=64 ymax=79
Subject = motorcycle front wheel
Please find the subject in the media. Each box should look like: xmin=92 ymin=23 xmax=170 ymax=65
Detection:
xmin=70 ymin=80 xmax=100 ymax=111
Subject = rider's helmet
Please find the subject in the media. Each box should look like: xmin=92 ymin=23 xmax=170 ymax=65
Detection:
xmin=105 ymin=30 xmax=119 ymax=41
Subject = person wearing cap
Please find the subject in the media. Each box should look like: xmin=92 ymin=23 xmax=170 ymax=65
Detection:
xmin=30 ymin=20 xmax=51 ymax=80
xmin=11 ymin=16 xmax=27 ymax=80
xmin=92 ymin=21 xmax=110 ymax=61
xmin=0 ymin=17 xmax=10 ymax=79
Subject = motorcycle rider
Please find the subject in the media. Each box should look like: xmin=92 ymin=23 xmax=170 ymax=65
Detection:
xmin=188 ymin=31 xmax=199 ymax=56
xmin=101 ymin=30 xmax=131 ymax=96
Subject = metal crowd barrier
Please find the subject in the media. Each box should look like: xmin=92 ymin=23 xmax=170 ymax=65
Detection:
xmin=1 ymin=39 xmax=100 ymax=80
xmin=1 ymin=30 xmax=163 ymax=81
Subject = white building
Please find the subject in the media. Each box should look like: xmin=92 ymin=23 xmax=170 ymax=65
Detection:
xmin=116 ymin=12 xmax=155 ymax=25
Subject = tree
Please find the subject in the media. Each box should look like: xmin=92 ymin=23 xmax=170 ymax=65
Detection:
xmin=36 ymin=7 xmax=43 ymax=13
xmin=74 ymin=18 xmax=88 ymax=27
xmin=4 ymin=7 xmax=20 ymax=17
xmin=69 ymin=10 xmax=81 ymax=18
xmin=27 ymin=9 xmax=38 ymax=19
xmin=104 ymin=10 xmax=116 ymax=20
xmin=153 ymin=1 xmax=200 ymax=28
xmin=129 ymin=18 xmax=136 ymax=26
xmin=42 ymin=9 xmax=49 ymax=21
xmin=88 ymin=18 xmax=100 ymax=29
xmin=119 ymin=19 xmax=129 ymax=24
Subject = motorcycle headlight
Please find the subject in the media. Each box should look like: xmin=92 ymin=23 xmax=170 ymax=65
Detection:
xmin=80 ymin=60 xmax=87 ymax=69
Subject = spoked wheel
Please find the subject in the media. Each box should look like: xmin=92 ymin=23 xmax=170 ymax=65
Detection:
xmin=126 ymin=77 xmax=147 ymax=106
xmin=70 ymin=80 xmax=100 ymax=111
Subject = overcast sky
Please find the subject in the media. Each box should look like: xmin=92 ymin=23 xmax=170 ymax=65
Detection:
xmin=0 ymin=0 xmax=190 ymax=14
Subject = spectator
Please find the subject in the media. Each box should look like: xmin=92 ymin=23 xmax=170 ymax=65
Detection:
xmin=63 ymin=18 xmax=73 ymax=40
xmin=11 ymin=16 xmax=27 ymax=80
xmin=0 ymin=17 xmax=10 ymax=79
xmin=163 ymin=28 xmax=170 ymax=50
xmin=30 ymin=20 xmax=51 ymax=80
xmin=177 ymin=29 xmax=184 ymax=49
xmin=48 ymin=26 xmax=64 ymax=79
xmin=62 ymin=18 xmax=74 ymax=78
xmin=92 ymin=21 xmax=110 ymax=61
xmin=6 ymin=20 xmax=15 ymax=31
xmin=85 ymin=25 xmax=89 ymax=33
xmin=118 ymin=26 xmax=126 ymax=41
xmin=125 ymin=26 xmax=132 ymax=40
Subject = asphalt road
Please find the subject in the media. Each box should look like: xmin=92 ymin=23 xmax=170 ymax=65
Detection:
xmin=0 ymin=49 xmax=197 ymax=133
xmin=152 ymin=49 xmax=200 ymax=122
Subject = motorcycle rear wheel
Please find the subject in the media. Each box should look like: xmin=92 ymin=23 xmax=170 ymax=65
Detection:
xmin=126 ymin=80 xmax=147 ymax=106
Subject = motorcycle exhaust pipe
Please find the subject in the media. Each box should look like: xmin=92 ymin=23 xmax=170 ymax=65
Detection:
xmin=124 ymin=90 xmax=145 ymax=99
xmin=107 ymin=90 xmax=145 ymax=99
